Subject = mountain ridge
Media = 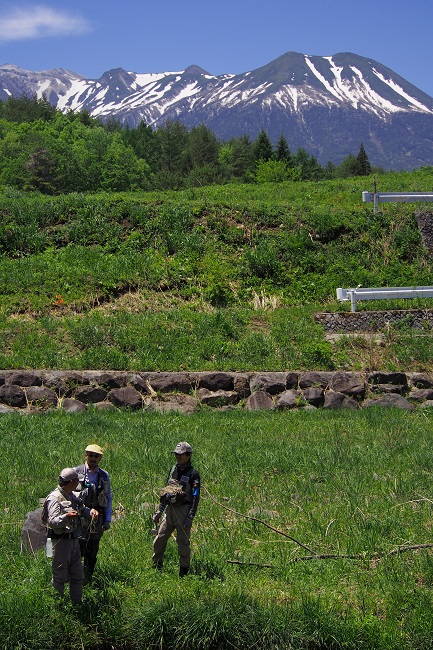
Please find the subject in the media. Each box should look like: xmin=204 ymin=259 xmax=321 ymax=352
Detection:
xmin=1 ymin=50 xmax=433 ymax=170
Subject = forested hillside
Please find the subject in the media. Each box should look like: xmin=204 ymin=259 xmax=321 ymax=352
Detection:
xmin=0 ymin=95 xmax=373 ymax=194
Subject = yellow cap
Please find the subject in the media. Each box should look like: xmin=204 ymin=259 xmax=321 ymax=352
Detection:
xmin=85 ymin=444 xmax=103 ymax=456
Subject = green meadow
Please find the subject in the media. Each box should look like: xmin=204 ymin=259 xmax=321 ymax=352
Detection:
xmin=2 ymin=408 xmax=433 ymax=649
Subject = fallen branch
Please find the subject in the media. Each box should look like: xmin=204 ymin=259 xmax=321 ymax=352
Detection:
xmin=228 ymin=545 xmax=433 ymax=568
xmin=388 ymin=543 xmax=433 ymax=556
xmin=202 ymin=485 xmax=317 ymax=554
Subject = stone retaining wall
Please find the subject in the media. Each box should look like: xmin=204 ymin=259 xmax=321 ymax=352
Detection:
xmin=1 ymin=369 xmax=433 ymax=414
xmin=315 ymin=309 xmax=433 ymax=333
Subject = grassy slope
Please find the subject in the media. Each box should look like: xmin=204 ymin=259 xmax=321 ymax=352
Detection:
xmin=2 ymin=169 xmax=433 ymax=372
xmin=2 ymin=408 xmax=433 ymax=649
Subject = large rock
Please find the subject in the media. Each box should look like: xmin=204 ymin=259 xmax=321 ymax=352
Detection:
xmin=409 ymin=372 xmax=433 ymax=389
xmin=276 ymin=389 xmax=302 ymax=410
xmin=8 ymin=371 xmax=43 ymax=387
xmin=323 ymin=391 xmax=358 ymax=409
xmin=197 ymin=388 xmax=239 ymax=407
xmin=43 ymin=374 xmax=69 ymax=396
xmin=86 ymin=371 xmax=130 ymax=388
xmin=368 ymin=371 xmax=408 ymax=386
xmin=25 ymin=386 xmax=58 ymax=407
xmin=108 ymin=386 xmax=143 ymax=409
xmin=74 ymin=385 xmax=108 ymax=404
xmin=61 ymin=397 xmax=87 ymax=413
xmin=299 ymin=372 xmax=334 ymax=389
xmin=301 ymin=387 xmax=325 ymax=407
xmin=60 ymin=371 xmax=91 ymax=386
xmin=21 ymin=508 xmax=46 ymax=553
xmin=286 ymin=372 xmax=299 ymax=388
xmin=93 ymin=401 xmax=116 ymax=411
xmin=363 ymin=394 xmax=414 ymax=410
xmin=0 ymin=385 xmax=26 ymax=407
xmin=408 ymin=388 xmax=433 ymax=402
xmin=371 ymin=384 xmax=406 ymax=395
xmin=145 ymin=372 xmax=193 ymax=394
xmin=331 ymin=372 xmax=365 ymax=398
xmin=198 ymin=372 xmax=234 ymax=391
xmin=250 ymin=372 xmax=287 ymax=395
xmin=131 ymin=374 xmax=151 ymax=393
xmin=245 ymin=391 xmax=275 ymax=410
xmin=149 ymin=394 xmax=197 ymax=414
xmin=233 ymin=373 xmax=251 ymax=398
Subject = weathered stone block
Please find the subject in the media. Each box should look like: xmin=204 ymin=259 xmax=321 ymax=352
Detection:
xmin=0 ymin=384 xmax=26 ymax=407
xmin=245 ymin=391 xmax=274 ymax=410
xmin=363 ymin=394 xmax=413 ymax=411
xmin=276 ymin=389 xmax=302 ymax=410
xmin=75 ymin=386 xmax=108 ymax=404
xmin=198 ymin=372 xmax=234 ymax=391
xmin=250 ymin=372 xmax=287 ymax=395
xmin=107 ymin=386 xmax=143 ymax=409
xmin=61 ymin=398 xmax=87 ymax=413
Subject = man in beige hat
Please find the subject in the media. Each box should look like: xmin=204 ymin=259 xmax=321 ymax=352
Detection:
xmin=42 ymin=468 xmax=98 ymax=604
xmin=152 ymin=441 xmax=200 ymax=576
xmin=74 ymin=444 xmax=112 ymax=582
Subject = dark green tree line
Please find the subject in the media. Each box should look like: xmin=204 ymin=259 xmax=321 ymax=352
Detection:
xmin=0 ymin=95 xmax=374 ymax=193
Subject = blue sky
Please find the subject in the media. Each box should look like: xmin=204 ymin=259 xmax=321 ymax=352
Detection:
xmin=1 ymin=0 xmax=432 ymax=96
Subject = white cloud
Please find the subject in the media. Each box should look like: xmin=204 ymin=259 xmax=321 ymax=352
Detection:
xmin=0 ymin=5 xmax=91 ymax=42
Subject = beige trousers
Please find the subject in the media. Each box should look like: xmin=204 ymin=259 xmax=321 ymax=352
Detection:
xmin=51 ymin=537 xmax=84 ymax=604
xmin=152 ymin=503 xmax=191 ymax=569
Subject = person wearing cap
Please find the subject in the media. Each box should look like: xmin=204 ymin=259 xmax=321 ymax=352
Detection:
xmin=42 ymin=468 xmax=98 ymax=604
xmin=152 ymin=441 xmax=200 ymax=576
xmin=74 ymin=444 xmax=112 ymax=583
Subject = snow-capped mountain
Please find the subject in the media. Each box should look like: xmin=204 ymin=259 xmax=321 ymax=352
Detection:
xmin=1 ymin=51 xmax=433 ymax=170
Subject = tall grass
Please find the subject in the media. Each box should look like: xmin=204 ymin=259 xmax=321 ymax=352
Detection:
xmin=2 ymin=408 xmax=433 ymax=648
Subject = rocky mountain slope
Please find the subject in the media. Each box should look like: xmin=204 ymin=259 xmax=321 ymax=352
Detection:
xmin=1 ymin=51 xmax=433 ymax=169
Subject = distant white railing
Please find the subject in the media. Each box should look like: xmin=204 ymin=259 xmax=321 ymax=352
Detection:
xmin=336 ymin=286 xmax=433 ymax=312
xmin=362 ymin=191 xmax=433 ymax=214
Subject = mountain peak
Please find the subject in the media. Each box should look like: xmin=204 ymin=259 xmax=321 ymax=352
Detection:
xmin=183 ymin=64 xmax=212 ymax=76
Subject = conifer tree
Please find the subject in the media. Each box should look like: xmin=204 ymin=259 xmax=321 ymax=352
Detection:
xmin=355 ymin=143 xmax=372 ymax=176
xmin=25 ymin=147 xmax=59 ymax=194
xmin=274 ymin=133 xmax=292 ymax=165
xmin=252 ymin=128 xmax=273 ymax=162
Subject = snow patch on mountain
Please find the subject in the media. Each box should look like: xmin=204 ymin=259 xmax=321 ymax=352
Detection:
xmin=372 ymin=68 xmax=431 ymax=112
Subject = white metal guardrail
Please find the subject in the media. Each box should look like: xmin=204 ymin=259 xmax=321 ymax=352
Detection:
xmin=362 ymin=191 xmax=433 ymax=213
xmin=336 ymin=286 xmax=433 ymax=312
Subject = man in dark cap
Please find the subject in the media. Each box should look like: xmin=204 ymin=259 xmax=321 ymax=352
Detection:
xmin=42 ymin=468 xmax=98 ymax=604
xmin=74 ymin=444 xmax=112 ymax=583
xmin=152 ymin=441 xmax=200 ymax=576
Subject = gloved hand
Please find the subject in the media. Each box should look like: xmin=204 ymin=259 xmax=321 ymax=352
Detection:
xmin=183 ymin=516 xmax=193 ymax=529
xmin=103 ymin=522 xmax=111 ymax=531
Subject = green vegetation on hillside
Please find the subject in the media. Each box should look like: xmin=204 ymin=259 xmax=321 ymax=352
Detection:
xmin=0 ymin=95 xmax=374 ymax=193
xmin=1 ymin=169 xmax=433 ymax=371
